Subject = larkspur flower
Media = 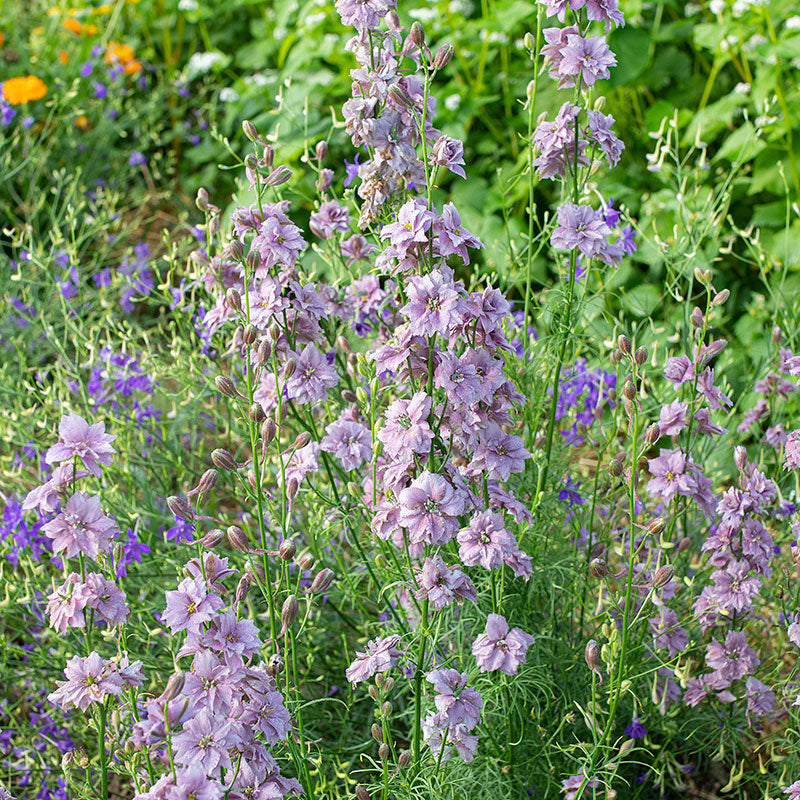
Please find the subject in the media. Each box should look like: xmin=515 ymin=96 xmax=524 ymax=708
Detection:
xmin=345 ymin=634 xmax=403 ymax=684
xmin=285 ymin=343 xmax=338 ymax=404
xmin=414 ymin=555 xmax=477 ymax=609
xmin=398 ymin=471 xmax=465 ymax=546
xmin=472 ymin=613 xmax=534 ymax=675
xmin=41 ymin=492 xmax=119 ymax=559
xmin=400 ymin=269 xmax=463 ymax=336
xmin=48 ymin=652 xmax=124 ymax=711
xmin=551 ymin=204 xmax=612 ymax=258
xmin=320 ymin=418 xmax=371 ymax=470
xmin=45 ymin=413 xmax=116 ymax=477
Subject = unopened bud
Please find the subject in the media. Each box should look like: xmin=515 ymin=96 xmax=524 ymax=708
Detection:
xmin=257 ymin=339 xmax=272 ymax=365
xmin=368 ymin=684 xmax=380 ymax=701
xmin=617 ymin=335 xmax=632 ymax=355
xmin=297 ymin=551 xmax=315 ymax=570
xmin=317 ymin=168 xmax=333 ymax=192
xmin=690 ymin=306 xmax=704 ymax=328
xmin=286 ymin=477 xmax=300 ymax=500
xmin=397 ymin=750 xmax=412 ymax=768
xmin=371 ymin=723 xmax=383 ymax=742
xmin=433 ymin=43 xmax=454 ymax=69
xmin=227 ymin=525 xmax=250 ymax=552
xmin=195 ymin=187 xmax=209 ymax=211
xmin=228 ymin=239 xmax=244 ymax=261
xmin=378 ymin=742 xmax=390 ymax=761
xmin=246 ymin=249 xmax=262 ymax=275
xmin=585 ymin=639 xmax=602 ymax=682
xmin=242 ymin=119 xmax=259 ymax=142
xmin=355 ymin=786 xmax=371 ymax=800
xmin=262 ymin=145 xmax=275 ymax=170
xmin=609 ymin=350 xmax=622 ymax=366
xmin=266 ymin=166 xmax=292 ymax=187
xmin=383 ymin=676 xmax=394 ymax=692
xmin=773 ymin=326 xmax=783 ymax=344
xmin=215 ymin=375 xmax=240 ymax=399
xmin=647 ymin=518 xmax=666 ymax=536
xmin=249 ymin=402 xmax=266 ymax=424
xmin=197 ymin=468 xmax=218 ymax=494
xmin=623 ymin=379 xmax=636 ymax=400
xmin=294 ymin=431 xmax=312 ymax=450
xmin=388 ymin=84 xmax=414 ymax=109
xmin=261 ymin=418 xmax=277 ymax=447
xmin=315 ymin=141 xmax=328 ymax=161
xmin=267 ymin=653 xmax=284 ymax=676
xmin=279 ymin=538 xmax=297 ymax=561
xmin=386 ymin=10 xmax=401 ymax=29
xmin=409 ymin=20 xmax=425 ymax=45
xmin=712 ymin=288 xmax=729 ymax=307
xmin=342 ymin=390 xmax=357 ymax=403
xmin=676 ymin=536 xmax=691 ymax=553
xmin=282 ymin=358 xmax=297 ymax=380
xmin=281 ymin=594 xmax=299 ymax=631
xmin=652 ymin=564 xmax=674 ymax=588
xmin=162 ymin=672 xmax=185 ymax=702
xmin=247 ymin=469 xmax=258 ymax=492
xmin=242 ymin=323 xmax=258 ymax=345
xmin=523 ymin=32 xmax=536 ymax=51
xmin=645 ymin=423 xmax=660 ymax=445
xmin=337 ymin=335 xmax=352 ymax=354
xmin=235 ymin=574 xmax=251 ymax=605
xmin=381 ymin=700 xmax=393 ymax=716
xmin=310 ymin=567 xmax=335 ymax=593
xmin=167 ymin=495 xmax=194 ymax=521
xmin=608 ymin=459 xmax=623 ymax=477
xmin=200 ymin=528 xmax=225 ymax=549
xmin=225 ymin=288 xmax=242 ymax=313
xmin=211 ymin=448 xmax=238 ymax=471
xmin=589 ymin=558 xmax=608 ymax=578
xmin=634 ymin=347 xmax=647 ymax=365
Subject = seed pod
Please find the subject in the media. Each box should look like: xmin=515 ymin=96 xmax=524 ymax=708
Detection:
xmin=433 ymin=43 xmax=454 ymax=69
xmin=634 ymin=347 xmax=648 ymax=365
xmin=378 ymin=742 xmax=390 ymax=761
xmin=246 ymin=249 xmax=262 ymax=275
xmin=167 ymin=495 xmax=194 ymax=521
xmin=371 ymin=723 xmax=383 ymax=743
xmin=249 ymin=402 xmax=266 ymax=424
xmin=211 ymin=448 xmax=238 ymax=472
xmin=310 ymin=567 xmax=334 ymax=594
xmin=315 ymin=141 xmax=328 ymax=161
xmin=215 ymin=375 xmax=240 ymax=399
xmin=645 ymin=423 xmax=660 ymax=445
xmin=585 ymin=639 xmax=602 ymax=682
xmin=281 ymin=594 xmax=299 ymax=631
xmin=617 ymin=334 xmax=632 ymax=355
xmin=227 ymin=525 xmax=250 ymax=553
xmin=652 ymin=564 xmax=674 ymax=588
xmin=200 ymin=529 xmax=225 ymax=549
xmin=279 ymin=538 xmax=297 ymax=561
xmin=282 ymin=358 xmax=297 ymax=380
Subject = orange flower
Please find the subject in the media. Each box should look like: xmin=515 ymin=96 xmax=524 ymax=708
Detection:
xmin=2 ymin=75 xmax=47 ymax=105
xmin=59 ymin=49 xmax=69 ymax=64
xmin=84 ymin=23 xmax=98 ymax=35
xmin=63 ymin=17 xmax=82 ymax=34
xmin=105 ymin=42 xmax=141 ymax=74
xmin=75 ymin=115 xmax=91 ymax=131
xmin=0 ymin=32 xmax=5 ymax=47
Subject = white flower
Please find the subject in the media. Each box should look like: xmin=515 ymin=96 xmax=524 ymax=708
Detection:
xmin=408 ymin=7 xmax=437 ymax=21
xmin=186 ymin=52 xmax=224 ymax=80
xmin=684 ymin=2 xmax=700 ymax=14
xmin=178 ymin=0 xmax=198 ymax=9
xmin=735 ymin=82 xmax=751 ymax=94
xmin=219 ymin=87 xmax=239 ymax=103
xmin=444 ymin=94 xmax=461 ymax=111
xmin=786 ymin=15 xmax=800 ymax=29
xmin=709 ymin=0 xmax=726 ymax=13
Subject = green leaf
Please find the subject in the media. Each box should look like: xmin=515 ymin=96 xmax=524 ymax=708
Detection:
xmin=715 ymin=122 xmax=766 ymax=164
xmin=621 ymin=283 xmax=660 ymax=317
xmin=606 ymin=27 xmax=651 ymax=87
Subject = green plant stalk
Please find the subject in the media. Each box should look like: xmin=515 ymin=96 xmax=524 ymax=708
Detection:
xmin=412 ymin=598 xmax=430 ymax=771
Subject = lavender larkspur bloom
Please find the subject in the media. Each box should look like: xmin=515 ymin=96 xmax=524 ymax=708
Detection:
xmin=469 ymin=422 xmax=529 ymax=480
xmin=41 ymin=492 xmax=119 ymax=559
xmin=398 ymin=471 xmax=465 ymax=546
xmin=310 ymin=201 xmax=351 ymax=239
xmin=705 ymin=630 xmax=760 ymax=687
xmin=430 ymin=135 xmax=466 ymax=178
xmin=457 ymin=511 xmax=516 ymax=569
xmin=414 ymin=555 xmax=477 ymax=610
xmin=45 ymin=413 xmax=116 ymax=477
xmin=551 ymin=204 xmax=611 ymax=258
xmin=163 ymin=576 xmax=224 ymax=633
xmin=48 ymin=652 xmax=124 ymax=711
xmin=428 ymin=668 xmax=483 ymax=728
xmin=400 ymin=269 xmax=463 ymax=336
xmin=380 ymin=198 xmax=435 ymax=252
xmin=320 ymin=418 xmax=371 ymax=470
xmin=587 ymin=109 xmax=624 ymax=167
xmin=285 ymin=343 xmax=338 ymax=404
xmin=345 ymin=634 xmax=403 ymax=684
xmin=786 ymin=430 xmax=800 ymax=470
xmin=472 ymin=613 xmax=534 ymax=675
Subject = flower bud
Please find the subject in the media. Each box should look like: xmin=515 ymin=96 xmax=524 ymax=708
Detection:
xmin=195 ymin=187 xmax=209 ymax=211
xmin=397 ymin=750 xmax=412 ymax=768
xmin=256 ymin=338 xmax=272 ymax=366
xmin=355 ymin=786 xmax=371 ymax=800
xmin=228 ymin=239 xmax=244 ymax=262
xmin=246 ymin=560 xmax=266 ymax=584
xmin=266 ymin=166 xmax=292 ymax=187
xmin=734 ymin=445 xmax=747 ymax=472
xmin=645 ymin=423 xmax=660 ymax=445
xmin=294 ymin=431 xmax=312 ymax=450
xmin=712 ymin=288 xmax=729 ymax=307
xmin=246 ymin=249 xmax=262 ymax=275
xmin=381 ymin=700 xmax=393 ymax=717
xmin=282 ymin=358 xmax=297 ymax=380
xmin=281 ymin=594 xmax=299 ymax=631
xmin=617 ymin=334 xmax=632 ymax=355
xmin=773 ymin=326 xmax=783 ymax=344
xmin=249 ymin=402 xmax=266 ymax=424
xmin=523 ymin=32 xmax=536 ymax=51
xmin=317 ymin=168 xmax=333 ymax=192
xmin=227 ymin=525 xmax=250 ymax=552
xmin=262 ymin=145 xmax=275 ymax=170
xmin=690 ymin=306 xmax=705 ymax=328
xmin=225 ymin=288 xmax=242 ymax=313
xmin=196 ymin=468 xmax=218 ymax=494
xmin=215 ymin=375 xmax=240 ymax=399
xmin=247 ymin=469 xmax=258 ymax=492
xmin=609 ymin=350 xmax=621 ymax=366
xmin=622 ymin=378 xmax=636 ymax=400
xmin=342 ymin=389 xmax=357 ymax=403
xmin=242 ymin=323 xmax=258 ymax=345
xmin=371 ymin=723 xmax=383 ymax=742
xmin=315 ymin=141 xmax=328 ymax=161
xmin=161 ymin=672 xmax=186 ymax=702
xmin=652 ymin=564 xmax=674 ymax=588
xmin=383 ymin=676 xmax=394 ymax=692
xmin=378 ymin=742 xmax=391 ymax=761
xmin=388 ymin=84 xmax=414 ymax=109
xmin=676 ymin=536 xmax=691 ymax=553
xmin=279 ymin=538 xmax=297 ymax=561
xmin=211 ymin=448 xmax=238 ymax=472
xmin=267 ymin=653 xmax=284 ymax=676
xmin=200 ymin=528 xmax=225 ymax=549
xmin=589 ymin=558 xmax=608 ymax=578
xmin=297 ymin=551 xmax=315 ymax=570
xmin=286 ymin=477 xmax=300 ymax=500
xmin=433 ymin=43 xmax=454 ymax=69
xmin=647 ymin=517 xmax=666 ymax=536
xmin=337 ymin=335 xmax=352 ymax=354
xmin=608 ymin=459 xmax=623 ymax=477
xmin=167 ymin=495 xmax=194 ymax=521
xmin=242 ymin=119 xmax=259 ymax=142
xmin=634 ymin=347 xmax=648 ymax=365
xmin=585 ymin=639 xmax=602 ymax=682
xmin=310 ymin=567 xmax=334 ymax=594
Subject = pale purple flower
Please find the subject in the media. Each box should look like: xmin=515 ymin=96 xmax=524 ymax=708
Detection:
xmin=84 ymin=571 xmax=129 ymax=626
xmin=400 ymin=269 xmax=463 ymax=336
xmin=41 ymin=491 xmax=119 ymax=559
xmin=430 ymin=135 xmax=466 ymax=178
xmin=785 ymin=781 xmax=800 ymax=799
xmin=172 ymin=709 xmax=234 ymax=774
xmin=551 ymin=203 xmax=611 ymax=258
xmin=310 ymin=201 xmax=351 ymax=239
xmin=457 ymin=511 xmax=516 ymax=569
xmin=377 ymin=392 xmax=433 ymax=458
xmin=251 ymin=206 xmax=307 ymax=269
xmin=23 ymin=462 xmax=89 ymax=513
xmin=398 ymin=471 xmax=465 ymax=546
xmin=188 ymin=609 xmax=262 ymax=660
xmin=658 ymin=400 xmax=688 ymax=437
xmin=786 ymin=430 xmax=800 ymax=470
xmin=705 ymin=630 xmax=760 ymax=686
xmin=745 ymin=677 xmax=775 ymax=724
xmin=472 ymin=613 xmax=534 ymax=675
xmin=345 ymin=634 xmax=403 ymax=684
xmin=321 ymin=418 xmax=371 ymax=470
xmin=46 ymin=573 xmax=90 ymax=634
xmin=170 ymin=768 xmax=223 ymax=800
xmin=285 ymin=343 xmax=338 ymax=405
xmin=554 ymin=34 xmax=617 ymax=90
xmin=380 ymin=198 xmax=435 ymax=252
xmin=696 ymin=367 xmax=732 ymax=410
xmin=646 ymin=449 xmax=691 ymax=503
xmin=422 ymin=714 xmax=478 ymax=763
xmin=163 ymin=576 xmax=224 ymax=633
xmin=649 ymin=607 xmax=688 ymax=658
xmin=45 ymin=413 xmax=116 ymax=477
xmin=587 ymin=109 xmax=624 ymax=167
xmin=414 ymin=555 xmax=477 ymax=610
xmin=435 ymin=203 xmax=483 ymax=265
xmin=434 ymin=351 xmax=482 ymax=406
xmin=469 ymin=422 xmax=529 ymax=480
xmin=711 ymin=561 xmax=761 ymax=614
xmin=532 ymin=102 xmax=589 ymax=180
xmin=664 ymin=354 xmax=693 ymax=385
xmin=427 ymin=668 xmax=483 ymax=728
xmin=48 ymin=652 xmax=124 ymax=711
